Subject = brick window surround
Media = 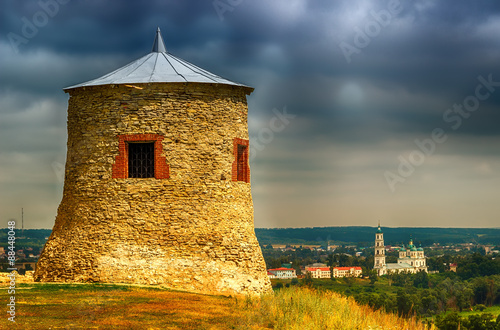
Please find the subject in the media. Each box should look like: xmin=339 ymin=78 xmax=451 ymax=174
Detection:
xmin=112 ymin=134 xmax=169 ymax=179
xmin=232 ymin=138 xmax=250 ymax=183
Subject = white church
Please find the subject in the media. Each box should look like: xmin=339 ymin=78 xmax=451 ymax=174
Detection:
xmin=373 ymin=223 xmax=428 ymax=276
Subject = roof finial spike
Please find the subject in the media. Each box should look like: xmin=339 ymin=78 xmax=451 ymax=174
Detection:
xmin=152 ymin=27 xmax=167 ymax=53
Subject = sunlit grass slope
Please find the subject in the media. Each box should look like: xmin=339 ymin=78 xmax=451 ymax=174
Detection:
xmin=0 ymin=283 xmax=432 ymax=329
xmin=259 ymin=286 xmax=432 ymax=330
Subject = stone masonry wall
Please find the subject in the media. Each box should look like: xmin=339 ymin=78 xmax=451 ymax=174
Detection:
xmin=34 ymin=83 xmax=272 ymax=295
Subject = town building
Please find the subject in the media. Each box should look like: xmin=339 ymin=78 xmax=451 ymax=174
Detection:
xmin=267 ymin=267 xmax=297 ymax=279
xmin=305 ymin=267 xmax=331 ymax=279
xmin=267 ymin=271 xmax=276 ymax=279
xmin=373 ymin=223 xmax=428 ymax=276
xmin=333 ymin=266 xmax=363 ymax=278
xmin=304 ymin=266 xmax=362 ymax=278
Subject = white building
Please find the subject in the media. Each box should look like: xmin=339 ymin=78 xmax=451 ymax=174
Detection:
xmin=267 ymin=267 xmax=297 ymax=279
xmin=373 ymin=223 xmax=428 ymax=276
xmin=305 ymin=267 xmax=331 ymax=278
xmin=332 ymin=266 xmax=362 ymax=278
xmin=304 ymin=266 xmax=362 ymax=278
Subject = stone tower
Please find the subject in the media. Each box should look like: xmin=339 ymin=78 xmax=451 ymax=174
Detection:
xmin=34 ymin=28 xmax=272 ymax=295
xmin=373 ymin=222 xmax=386 ymax=275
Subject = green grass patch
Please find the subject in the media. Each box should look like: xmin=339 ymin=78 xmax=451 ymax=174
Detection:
xmin=457 ymin=305 xmax=500 ymax=318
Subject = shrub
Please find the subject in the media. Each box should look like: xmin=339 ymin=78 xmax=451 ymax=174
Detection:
xmin=474 ymin=304 xmax=487 ymax=311
xmin=435 ymin=312 xmax=463 ymax=330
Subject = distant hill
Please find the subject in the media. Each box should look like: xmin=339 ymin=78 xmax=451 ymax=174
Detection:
xmin=0 ymin=229 xmax=52 ymax=250
xmin=255 ymin=227 xmax=500 ymax=246
xmin=2 ymin=227 xmax=500 ymax=248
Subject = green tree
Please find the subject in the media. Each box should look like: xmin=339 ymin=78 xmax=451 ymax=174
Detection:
xmin=327 ymin=253 xmax=336 ymax=280
xmin=386 ymin=271 xmax=394 ymax=286
xmin=435 ymin=312 xmax=463 ymax=330
xmin=420 ymin=290 xmax=439 ymax=316
xmin=455 ymin=285 xmax=473 ymax=312
xmin=338 ymin=254 xmax=352 ymax=267
xmin=473 ymin=277 xmax=497 ymax=306
xmin=393 ymin=271 xmax=412 ymax=287
xmin=413 ymin=270 xmax=429 ymax=289
xmin=343 ymin=276 xmax=354 ymax=287
xmin=396 ymin=289 xmax=413 ymax=317
xmin=302 ymin=272 xmax=313 ymax=288
xmin=464 ymin=313 xmax=497 ymax=330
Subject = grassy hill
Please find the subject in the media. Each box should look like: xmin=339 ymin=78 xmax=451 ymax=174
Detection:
xmin=0 ymin=283 xmax=431 ymax=329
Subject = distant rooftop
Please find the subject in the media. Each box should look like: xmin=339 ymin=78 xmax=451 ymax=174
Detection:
xmin=386 ymin=263 xmax=412 ymax=270
xmin=64 ymin=27 xmax=250 ymax=90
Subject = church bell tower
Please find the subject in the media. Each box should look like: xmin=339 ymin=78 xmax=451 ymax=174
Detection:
xmin=374 ymin=222 xmax=386 ymax=275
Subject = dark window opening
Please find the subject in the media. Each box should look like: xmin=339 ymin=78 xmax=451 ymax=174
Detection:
xmin=128 ymin=142 xmax=154 ymax=178
xmin=237 ymin=144 xmax=248 ymax=182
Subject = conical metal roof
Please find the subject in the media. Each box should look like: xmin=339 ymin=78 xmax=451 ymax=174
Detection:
xmin=64 ymin=28 xmax=251 ymax=90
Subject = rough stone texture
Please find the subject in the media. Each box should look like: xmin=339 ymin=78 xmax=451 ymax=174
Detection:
xmin=34 ymin=82 xmax=272 ymax=295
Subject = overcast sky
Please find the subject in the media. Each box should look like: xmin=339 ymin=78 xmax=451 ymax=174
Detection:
xmin=1 ymin=0 xmax=500 ymax=229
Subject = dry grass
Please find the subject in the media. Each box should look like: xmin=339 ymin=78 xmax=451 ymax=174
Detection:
xmin=0 ymin=283 xmax=433 ymax=329
xmin=0 ymin=283 xmax=260 ymax=329
xmin=256 ymin=286 xmax=434 ymax=330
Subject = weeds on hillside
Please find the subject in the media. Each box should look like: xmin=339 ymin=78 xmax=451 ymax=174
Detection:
xmin=235 ymin=286 xmax=434 ymax=330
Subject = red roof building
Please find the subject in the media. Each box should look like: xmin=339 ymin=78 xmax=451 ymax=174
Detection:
xmin=304 ymin=266 xmax=362 ymax=279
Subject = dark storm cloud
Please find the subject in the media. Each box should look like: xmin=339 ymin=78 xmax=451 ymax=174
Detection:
xmin=0 ymin=0 xmax=217 ymax=54
xmin=1 ymin=0 xmax=500 ymax=228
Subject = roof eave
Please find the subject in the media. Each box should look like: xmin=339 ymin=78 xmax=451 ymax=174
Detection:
xmin=63 ymin=81 xmax=254 ymax=94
